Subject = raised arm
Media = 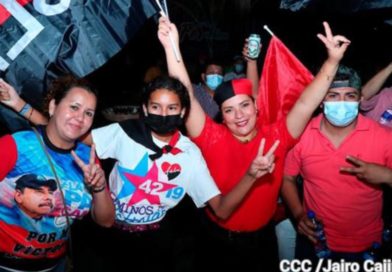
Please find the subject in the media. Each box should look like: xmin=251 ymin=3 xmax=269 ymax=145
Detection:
xmin=361 ymin=62 xmax=392 ymax=101
xmin=242 ymin=39 xmax=261 ymax=98
xmin=157 ymin=16 xmax=206 ymax=138
xmin=0 ymin=79 xmax=48 ymax=125
xmin=286 ymin=22 xmax=350 ymax=139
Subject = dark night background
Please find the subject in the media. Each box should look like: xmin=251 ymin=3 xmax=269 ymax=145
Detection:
xmin=87 ymin=0 xmax=392 ymax=117
xmin=0 ymin=0 xmax=391 ymax=135
xmin=73 ymin=3 xmax=392 ymax=269
xmin=0 ymin=2 xmax=391 ymax=269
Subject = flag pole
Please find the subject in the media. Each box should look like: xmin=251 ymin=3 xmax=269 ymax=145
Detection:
xmin=162 ymin=0 xmax=170 ymax=20
xmin=156 ymin=0 xmax=180 ymax=62
xmin=263 ymin=25 xmax=275 ymax=37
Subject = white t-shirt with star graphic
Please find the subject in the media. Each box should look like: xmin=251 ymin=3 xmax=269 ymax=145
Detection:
xmin=92 ymin=122 xmax=220 ymax=226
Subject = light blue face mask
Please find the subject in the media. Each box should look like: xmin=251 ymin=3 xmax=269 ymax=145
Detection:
xmin=205 ymin=74 xmax=223 ymax=91
xmin=323 ymin=101 xmax=359 ymax=127
xmin=234 ymin=63 xmax=244 ymax=74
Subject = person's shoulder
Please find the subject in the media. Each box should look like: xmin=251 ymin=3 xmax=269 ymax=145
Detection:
xmin=75 ymin=140 xmax=91 ymax=152
xmin=202 ymin=122 xmax=230 ymax=148
xmin=296 ymin=115 xmax=321 ymax=135
xmin=177 ymin=133 xmax=204 ymax=155
xmin=12 ymin=128 xmax=34 ymax=136
xmin=283 ymin=115 xmax=320 ymax=146
xmin=360 ymin=114 xmax=392 ymax=133
xmin=380 ymin=86 xmax=392 ymax=94
xmin=370 ymin=86 xmax=392 ymax=100
xmin=223 ymin=72 xmax=236 ymax=82
xmin=177 ymin=133 xmax=197 ymax=148
xmin=192 ymin=83 xmax=202 ymax=90
xmin=0 ymin=133 xmax=16 ymax=146
xmin=93 ymin=121 xmax=133 ymax=140
xmin=11 ymin=129 xmax=36 ymax=143
xmin=94 ymin=121 xmax=122 ymax=131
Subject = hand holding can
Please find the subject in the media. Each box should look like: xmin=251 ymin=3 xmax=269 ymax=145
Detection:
xmin=247 ymin=34 xmax=261 ymax=59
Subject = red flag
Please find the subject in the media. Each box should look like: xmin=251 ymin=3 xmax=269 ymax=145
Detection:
xmin=257 ymin=36 xmax=314 ymax=125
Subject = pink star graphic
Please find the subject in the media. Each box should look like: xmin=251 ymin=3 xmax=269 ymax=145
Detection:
xmin=124 ymin=163 xmax=177 ymax=205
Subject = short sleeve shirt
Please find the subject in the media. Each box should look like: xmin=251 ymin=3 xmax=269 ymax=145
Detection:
xmin=192 ymin=116 xmax=296 ymax=231
xmin=92 ymin=121 xmax=220 ymax=226
xmin=284 ymin=114 xmax=392 ymax=252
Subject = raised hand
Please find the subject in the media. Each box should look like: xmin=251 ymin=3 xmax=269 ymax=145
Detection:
xmin=71 ymin=144 xmax=107 ymax=193
xmin=157 ymin=15 xmax=179 ymax=50
xmin=317 ymin=22 xmax=351 ymax=63
xmin=0 ymin=78 xmax=23 ymax=110
xmin=242 ymin=38 xmax=262 ymax=62
xmin=247 ymin=138 xmax=280 ymax=179
xmin=340 ymin=155 xmax=392 ymax=186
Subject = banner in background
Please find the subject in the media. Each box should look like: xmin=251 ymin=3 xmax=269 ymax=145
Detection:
xmin=0 ymin=0 xmax=157 ymax=132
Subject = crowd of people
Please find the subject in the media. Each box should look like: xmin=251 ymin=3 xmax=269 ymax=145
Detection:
xmin=0 ymin=12 xmax=391 ymax=272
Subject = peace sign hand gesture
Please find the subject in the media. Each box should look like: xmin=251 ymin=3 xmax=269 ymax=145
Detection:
xmin=247 ymin=138 xmax=280 ymax=179
xmin=71 ymin=144 xmax=107 ymax=194
xmin=317 ymin=21 xmax=351 ymax=64
xmin=340 ymin=155 xmax=392 ymax=186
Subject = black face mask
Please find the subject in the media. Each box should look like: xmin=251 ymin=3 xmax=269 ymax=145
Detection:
xmin=144 ymin=113 xmax=183 ymax=134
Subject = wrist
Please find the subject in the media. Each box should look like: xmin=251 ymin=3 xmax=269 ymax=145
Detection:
xmin=245 ymin=171 xmax=257 ymax=181
xmin=15 ymin=99 xmax=26 ymax=112
xmin=294 ymin=210 xmax=305 ymax=222
xmin=247 ymin=60 xmax=257 ymax=66
xmin=324 ymin=58 xmax=340 ymax=68
xmin=19 ymin=102 xmax=32 ymax=116
xmin=91 ymin=184 xmax=106 ymax=193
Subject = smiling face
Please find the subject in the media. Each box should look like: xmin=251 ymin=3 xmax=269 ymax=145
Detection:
xmin=221 ymin=94 xmax=258 ymax=141
xmin=47 ymin=87 xmax=96 ymax=149
xmin=15 ymin=186 xmax=55 ymax=219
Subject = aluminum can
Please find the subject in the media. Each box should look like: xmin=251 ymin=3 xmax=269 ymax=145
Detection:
xmin=247 ymin=34 xmax=261 ymax=59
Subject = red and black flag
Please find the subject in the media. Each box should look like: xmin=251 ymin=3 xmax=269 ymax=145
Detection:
xmin=0 ymin=0 xmax=158 ymax=131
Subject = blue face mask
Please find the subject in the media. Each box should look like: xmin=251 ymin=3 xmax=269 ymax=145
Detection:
xmin=323 ymin=101 xmax=359 ymax=127
xmin=234 ymin=63 xmax=244 ymax=74
xmin=205 ymin=74 xmax=223 ymax=91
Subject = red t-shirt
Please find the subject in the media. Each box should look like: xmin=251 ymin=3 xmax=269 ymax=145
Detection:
xmin=285 ymin=114 xmax=392 ymax=252
xmin=192 ymin=116 xmax=296 ymax=231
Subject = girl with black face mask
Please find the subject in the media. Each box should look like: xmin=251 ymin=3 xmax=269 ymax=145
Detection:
xmin=2 ymin=75 xmax=278 ymax=271
xmin=141 ymin=76 xmax=188 ymax=134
